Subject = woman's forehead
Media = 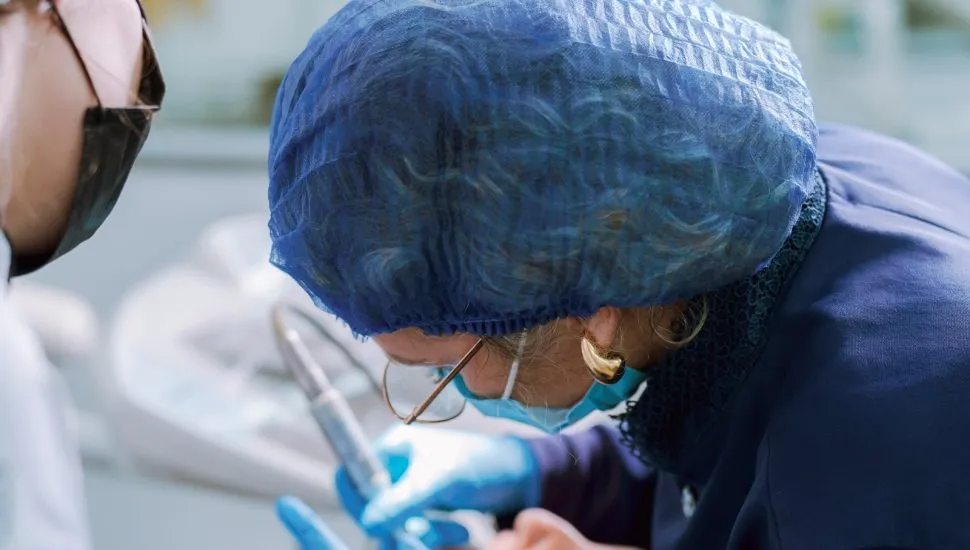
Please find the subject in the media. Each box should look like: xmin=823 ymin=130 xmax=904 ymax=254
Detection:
xmin=373 ymin=329 xmax=480 ymax=366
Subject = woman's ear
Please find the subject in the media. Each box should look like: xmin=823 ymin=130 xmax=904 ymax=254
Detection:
xmin=583 ymin=307 xmax=622 ymax=351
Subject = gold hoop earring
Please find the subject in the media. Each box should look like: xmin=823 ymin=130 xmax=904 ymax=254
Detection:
xmin=580 ymin=336 xmax=626 ymax=385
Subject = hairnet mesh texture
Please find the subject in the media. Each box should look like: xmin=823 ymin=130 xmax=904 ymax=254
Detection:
xmin=268 ymin=0 xmax=818 ymax=338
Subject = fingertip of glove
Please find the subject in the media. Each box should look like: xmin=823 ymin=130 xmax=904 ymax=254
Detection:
xmin=360 ymin=504 xmax=388 ymax=532
xmin=421 ymin=518 xmax=471 ymax=548
xmin=334 ymin=469 xmax=367 ymax=514
xmin=276 ymin=497 xmax=352 ymax=550
xmin=275 ymin=495 xmax=309 ymax=531
xmin=360 ymin=498 xmax=410 ymax=535
xmin=276 ymin=495 xmax=300 ymax=515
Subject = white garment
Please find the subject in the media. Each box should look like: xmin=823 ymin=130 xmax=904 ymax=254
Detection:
xmin=0 ymin=236 xmax=90 ymax=550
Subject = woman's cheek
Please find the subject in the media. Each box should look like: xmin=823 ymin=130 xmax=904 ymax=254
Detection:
xmin=460 ymin=360 xmax=511 ymax=398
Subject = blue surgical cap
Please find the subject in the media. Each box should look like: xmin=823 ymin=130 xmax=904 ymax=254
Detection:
xmin=268 ymin=0 xmax=818 ymax=338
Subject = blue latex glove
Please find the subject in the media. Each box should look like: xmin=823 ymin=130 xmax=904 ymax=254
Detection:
xmin=277 ymin=495 xmax=463 ymax=550
xmin=338 ymin=426 xmax=542 ymax=541
xmin=277 ymin=496 xmax=350 ymax=550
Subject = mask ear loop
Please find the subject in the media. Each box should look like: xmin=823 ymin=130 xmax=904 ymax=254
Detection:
xmin=46 ymin=1 xmax=103 ymax=107
xmin=500 ymin=331 xmax=529 ymax=400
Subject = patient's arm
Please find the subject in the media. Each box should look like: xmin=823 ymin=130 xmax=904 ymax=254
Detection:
xmin=498 ymin=424 xmax=656 ymax=548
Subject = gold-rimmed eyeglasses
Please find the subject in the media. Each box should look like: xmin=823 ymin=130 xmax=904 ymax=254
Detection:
xmin=381 ymin=338 xmax=485 ymax=425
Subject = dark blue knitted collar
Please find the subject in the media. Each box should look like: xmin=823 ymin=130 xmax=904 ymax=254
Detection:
xmin=618 ymin=170 xmax=827 ymax=475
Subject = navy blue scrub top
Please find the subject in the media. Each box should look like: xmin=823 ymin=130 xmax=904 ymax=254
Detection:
xmin=509 ymin=123 xmax=970 ymax=550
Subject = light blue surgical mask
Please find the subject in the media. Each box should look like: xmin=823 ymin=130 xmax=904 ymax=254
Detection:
xmin=452 ymin=334 xmax=647 ymax=433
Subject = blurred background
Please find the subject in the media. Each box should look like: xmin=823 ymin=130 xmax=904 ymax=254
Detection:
xmin=13 ymin=0 xmax=969 ymax=549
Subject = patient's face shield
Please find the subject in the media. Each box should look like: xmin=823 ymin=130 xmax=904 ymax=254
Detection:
xmin=382 ymin=338 xmax=484 ymax=424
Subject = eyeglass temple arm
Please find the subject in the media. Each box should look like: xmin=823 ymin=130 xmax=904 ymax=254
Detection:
xmin=402 ymin=338 xmax=485 ymax=425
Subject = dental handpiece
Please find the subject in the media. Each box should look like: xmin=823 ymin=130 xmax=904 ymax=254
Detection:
xmin=271 ymin=305 xmax=432 ymax=549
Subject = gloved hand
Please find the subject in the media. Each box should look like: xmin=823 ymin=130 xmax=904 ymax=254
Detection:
xmin=278 ymin=498 xmax=619 ymax=550
xmin=340 ymin=425 xmax=542 ymax=542
xmin=279 ymin=495 xmax=463 ymax=549
xmin=334 ymin=457 xmax=473 ymax=549
xmin=279 ymin=496 xmax=453 ymax=549
xmin=277 ymin=496 xmax=351 ymax=550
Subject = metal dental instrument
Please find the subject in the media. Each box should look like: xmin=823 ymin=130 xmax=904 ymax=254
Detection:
xmin=271 ymin=302 xmax=432 ymax=550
